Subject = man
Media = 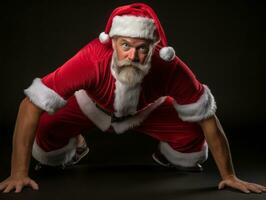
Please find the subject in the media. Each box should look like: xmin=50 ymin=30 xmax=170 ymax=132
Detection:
xmin=0 ymin=3 xmax=265 ymax=194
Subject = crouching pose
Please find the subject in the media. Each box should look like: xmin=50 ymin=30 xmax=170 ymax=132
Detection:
xmin=1 ymin=3 xmax=265 ymax=194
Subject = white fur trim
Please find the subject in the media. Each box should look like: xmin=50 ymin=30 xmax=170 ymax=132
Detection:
xmin=112 ymin=96 xmax=167 ymax=134
xmin=24 ymin=78 xmax=67 ymax=114
xmin=74 ymin=90 xmax=111 ymax=131
xmin=160 ymin=141 xmax=208 ymax=167
xmin=74 ymin=89 xmax=166 ymax=134
xmin=159 ymin=46 xmax=175 ymax=61
xmin=109 ymin=15 xmax=157 ymax=41
xmin=99 ymin=32 xmax=110 ymax=44
xmin=173 ymin=85 xmax=217 ymax=122
xmin=32 ymin=138 xmax=77 ymax=166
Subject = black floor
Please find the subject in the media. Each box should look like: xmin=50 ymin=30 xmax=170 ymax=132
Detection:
xmin=1 ymin=128 xmax=266 ymax=200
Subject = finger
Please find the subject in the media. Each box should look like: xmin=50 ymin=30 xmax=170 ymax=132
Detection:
xmin=229 ymin=182 xmax=250 ymax=193
xmin=0 ymin=182 xmax=8 ymax=191
xmin=235 ymin=183 xmax=250 ymax=193
xmin=245 ymin=183 xmax=262 ymax=193
xmin=252 ymin=183 xmax=266 ymax=191
xmin=250 ymin=183 xmax=266 ymax=193
xmin=218 ymin=181 xmax=225 ymax=190
xmin=3 ymin=184 xmax=15 ymax=193
xmin=15 ymin=184 xmax=23 ymax=193
xmin=29 ymin=180 xmax=39 ymax=190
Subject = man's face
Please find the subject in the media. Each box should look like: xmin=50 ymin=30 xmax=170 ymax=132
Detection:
xmin=112 ymin=37 xmax=152 ymax=64
xmin=111 ymin=37 xmax=154 ymax=87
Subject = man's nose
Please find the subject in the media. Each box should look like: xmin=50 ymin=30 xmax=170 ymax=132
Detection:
xmin=128 ymin=48 xmax=139 ymax=62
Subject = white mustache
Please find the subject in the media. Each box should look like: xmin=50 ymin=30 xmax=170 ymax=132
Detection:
xmin=117 ymin=59 xmax=142 ymax=69
xmin=116 ymin=59 xmax=150 ymax=74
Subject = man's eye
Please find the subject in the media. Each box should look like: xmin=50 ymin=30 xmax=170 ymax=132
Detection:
xmin=139 ymin=46 xmax=149 ymax=53
xmin=121 ymin=43 xmax=130 ymax=50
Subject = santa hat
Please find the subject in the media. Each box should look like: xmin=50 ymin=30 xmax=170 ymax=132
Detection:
xmin=99 ymin=3 xmax=176 ymax=62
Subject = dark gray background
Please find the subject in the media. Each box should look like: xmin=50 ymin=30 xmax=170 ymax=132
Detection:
xmin=1 ymin=0 xmax=265 ymax=134
xmin=0 ymin=1 xmax=266 ymax=200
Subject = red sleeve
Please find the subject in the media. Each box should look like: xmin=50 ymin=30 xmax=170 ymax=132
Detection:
xmin=167 ymin=57 xmax=204 ymax=105
xmin=41 ymin=42 xmax=97 ymax=100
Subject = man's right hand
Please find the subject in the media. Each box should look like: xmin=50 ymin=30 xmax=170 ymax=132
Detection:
xmin=1 ymin=97 xmax=43 ymax=193
xmin=0 ymin=175 xmax=39 ymax=193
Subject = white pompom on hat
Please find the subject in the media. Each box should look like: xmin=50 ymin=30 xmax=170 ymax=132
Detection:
xmin=98 ymin=3 xmax=175 ymax=62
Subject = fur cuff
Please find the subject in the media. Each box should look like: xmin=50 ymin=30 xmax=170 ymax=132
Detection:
xmin=173 ymin=85 xmax=217 ymax=122
xmin=32 ymin=138 xmax=77 ymax=166
xmin=24 ymin=78 xmax=67 ymax=114
xmin=160 ymin=142 xmax=208 ymax=167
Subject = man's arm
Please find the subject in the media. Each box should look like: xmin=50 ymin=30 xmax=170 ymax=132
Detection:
xmin=199 ymin=115 xmax=266 ymax=193
xmin=0 ymin=97 xmax=43 ymax=193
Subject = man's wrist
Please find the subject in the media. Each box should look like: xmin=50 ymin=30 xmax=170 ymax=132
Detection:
xmin=11 ymin=169 xmax=28 ymax=177
xmin=222 ymin=173 xmax=236 ymax=180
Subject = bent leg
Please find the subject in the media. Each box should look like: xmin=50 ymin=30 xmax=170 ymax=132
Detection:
xmin=135 ymin=96 xmax=208 ymax=167
xmin=32 ymin=95 xmax=95 ymax=166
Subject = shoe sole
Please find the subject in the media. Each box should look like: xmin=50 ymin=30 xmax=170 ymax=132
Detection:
xmin=68 ymin=147 xmax=90 ymax=165
xmin=152 ymin=153 xmax=203 ymax=172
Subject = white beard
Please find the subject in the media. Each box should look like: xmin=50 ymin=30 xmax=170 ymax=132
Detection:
xmin=113 ymin=80 xmax=141 ymax=117
xmin=111 ymin=49 xmax=153 ymax=117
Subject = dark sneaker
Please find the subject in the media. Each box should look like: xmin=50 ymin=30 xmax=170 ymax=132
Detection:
xmin=152 ymin=148 xmax=203 ymax=172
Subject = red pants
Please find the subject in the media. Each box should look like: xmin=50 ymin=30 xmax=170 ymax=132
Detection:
xmin=35 ymin=95 xmax=205 ymax=153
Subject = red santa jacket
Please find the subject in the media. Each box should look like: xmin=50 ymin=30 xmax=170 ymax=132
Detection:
xmin=24 ymin=38 xmax=216 ymax=133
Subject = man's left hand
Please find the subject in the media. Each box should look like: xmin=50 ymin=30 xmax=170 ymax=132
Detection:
xmin=218 ymin=175 xmax=266 ymax=193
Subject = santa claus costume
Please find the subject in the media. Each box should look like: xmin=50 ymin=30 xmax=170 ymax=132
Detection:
xmin=24 ymin=3 xmax=216 ymax=168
